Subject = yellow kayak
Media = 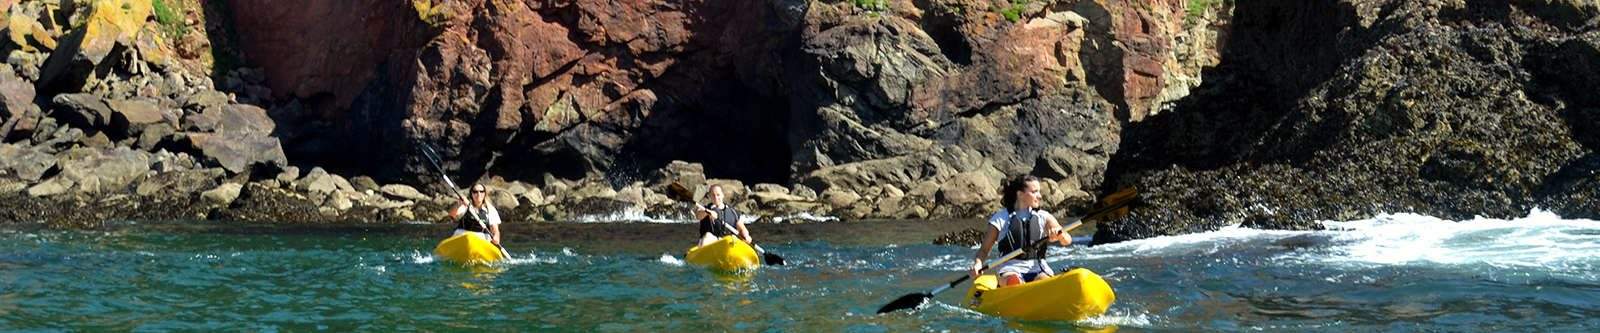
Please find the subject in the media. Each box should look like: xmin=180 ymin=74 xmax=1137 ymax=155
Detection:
xmin=685 ymin=236 xmax=760 ymax=272
xmin=962 ymin=268 xmax=1115 ymax=321
xmin=434 ymin=233 xmax=506 ymax=265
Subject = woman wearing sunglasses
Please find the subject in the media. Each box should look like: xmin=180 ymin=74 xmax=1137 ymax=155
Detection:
xmin=448 ymin=184 xmax=503 ymax=246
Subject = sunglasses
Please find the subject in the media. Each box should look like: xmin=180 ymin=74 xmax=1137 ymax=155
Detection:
xmin=471 ymin=189 xmax=487 ymax=193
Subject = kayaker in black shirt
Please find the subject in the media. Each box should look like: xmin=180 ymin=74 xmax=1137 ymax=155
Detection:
xmin=694 ymin=184 xmax=752 ymax=247
xmin=448 ymin=184 xmax=503 ymax=246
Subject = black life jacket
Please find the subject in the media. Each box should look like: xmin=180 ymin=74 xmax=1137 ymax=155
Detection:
xmin=996 ymin=209 xmax=1047 ymax=260
xmin=701 ymin=205 xmax=738 ymax=237
xmin=455 ymin=206 xmax=489 ymax=233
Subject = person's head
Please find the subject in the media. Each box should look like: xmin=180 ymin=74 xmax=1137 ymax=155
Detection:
xmin=705 ymin=184 xmax=725 ymax=205
xmin=470 ymin=184 xmax=488 ymax=206
xmin=1000 ymin=175 xmax=1042 ymax=212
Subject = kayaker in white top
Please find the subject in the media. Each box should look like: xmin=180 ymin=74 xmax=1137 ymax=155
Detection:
xmin=449 ymin=184 xmax=502 ymax=246
xmin=970 ymin=175 xmax=1072 ymax=287
xmin=694 ymin=184 xmax=753 ymax=247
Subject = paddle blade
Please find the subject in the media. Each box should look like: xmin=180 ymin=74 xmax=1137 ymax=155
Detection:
xmin=666 ymin=182 xmax=694 ymax=202
xmin=876 ymin=292 xmax=933 ymax=314
xmin=762 ymin=252 xmax=786 ymax=266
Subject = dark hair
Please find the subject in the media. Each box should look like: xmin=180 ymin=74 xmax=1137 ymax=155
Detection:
xmin=999 ymin=175 xmax=1040 ymax=213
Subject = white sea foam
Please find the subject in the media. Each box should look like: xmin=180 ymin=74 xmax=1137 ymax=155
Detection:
xmin=658 ymin=254 xmax=685 ymax=266
xmin=1070 ymin=209 xmax=1600 ymax=279
xmin=407 ymin=250 xmax=435 ymax=264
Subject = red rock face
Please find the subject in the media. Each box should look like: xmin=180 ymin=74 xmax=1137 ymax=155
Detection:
xmin=225 ymin=0 xmax=1215 ymax=186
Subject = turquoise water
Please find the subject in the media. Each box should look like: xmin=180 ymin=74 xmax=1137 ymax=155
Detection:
xmin=2 ymin=211 xmax=1598 ymax=332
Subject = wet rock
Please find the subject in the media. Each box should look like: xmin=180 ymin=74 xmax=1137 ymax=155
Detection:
xmin=201 ymin=183 xmax=244 ymax=205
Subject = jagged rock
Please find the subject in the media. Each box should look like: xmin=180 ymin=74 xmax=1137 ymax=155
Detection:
xmin=702 ymin=179 xmax=747 ymax=203
xmin=568 ymin=180 xmax=617 ymax=201
xmin=135 ymin=123 xmax=173 ymax=150
xmin=181 ymin=90 xmax=231 ymax=112
xmin=105 ymin=98 xmax=165 ymax=138
xmin=37 ymin=0 xmax=155 ymax=90
xmin=185 ymin=132 xmax=287 ymax=174
xmin=379 ymin=184 xmax=430 ymax=201
xmin=350 ymin=176 xmax=379 ymax=192
xmin=0 ymin=143 xmax=55 ymax=181
xmin=201 ymin=183 xmax=244 ymax=205
xmin=0 ymin=67 xmax=39 ymax=140
xmin=51 ymin=93 xmax=114 ymax=131
xmin=55 ymin=147 xmax=151 ymax=194
xmin=82 ymin=131 xmax=111 ymax=148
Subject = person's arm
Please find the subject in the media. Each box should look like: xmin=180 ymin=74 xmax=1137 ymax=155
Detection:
xmin=449 ymin=204 xmax=468 ymax=221
xmin=735 ymin=218 xmax=752 ymax=244
xmin=489 ymin=224 xmax=502 ymax=245
xmin=971 ymin=226 xmax=999 ymax=278
xmin=1045 ymin=214 xmax=1072 ymax=246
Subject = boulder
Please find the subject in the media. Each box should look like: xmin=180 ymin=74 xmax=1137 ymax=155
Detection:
xmin=213 ymin=104 xmax=276 ymax=135
xmin=350 ymin=176 xmax=379 ymax=192
xmin=790 ymin=184 xmax=818 ymax=200
xmin=0 ymin=143 xmax=55 ymax=181
xmin=820 ymin=188 xmax=862 ymax=208
xmin=326 ymin=190 xmax=354 ymax=211
xmin=651 ymin=160 xmax=706 ymax=190
xmin=275 ymin=166 xmax=300 ymax=183
xmin=295 ymin=167 xmax=338 ymax=194
xmin=937 ymin=171 xmax=1003 ymax=207
xmin=201 ymin=183 xmax=244 ymax=205
xmin=181 ymin=90 xmax=231 ymax=112
xmin=26 ymin=176 xmax=72 ymax=197
xmin=50 ymin=93 xmax=114 ymax=131
xmin=185 ymin=132 xmax=287 ymax=174
xmin=490 ymin=189 xmax=519 ymax=210
xmin=106 ymin=98 xmax=165 ymax=137
xmin=0 ymin=68 xmax=38 ymax=140
xmin=752 ymin=183 xmax=789 ymax=195
xmin=519 ymin=186 xmax=545 ymax=206
xmin=55 ymin=147 xmax=152 ymax=194
xmin=379 ymin=184 xmax=431 ymax=201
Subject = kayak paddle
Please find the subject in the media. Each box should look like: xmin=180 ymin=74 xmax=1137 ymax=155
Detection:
xmin=667 ymin=182 xmax=787 ymax=265
xmin=417 ymin=143 xmax=511 ymax=259
xmin=875 ymin=187 xmax=1138 ymax=314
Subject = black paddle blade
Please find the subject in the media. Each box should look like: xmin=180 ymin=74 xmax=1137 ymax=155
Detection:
xmin=762 ymin=252 xmax=786 ymax=266
xmin=666 ymin=182 xmax=694 ymax=202
xmin=877 ymin=292 xmax=933 ymax=314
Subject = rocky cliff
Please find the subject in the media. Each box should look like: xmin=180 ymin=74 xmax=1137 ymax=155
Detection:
xmin=2 ymin=0 xmax=1596 ymax=244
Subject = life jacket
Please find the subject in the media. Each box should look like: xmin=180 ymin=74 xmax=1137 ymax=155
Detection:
xmin=455 ymin=206 xmax=489 ymax=233
xmin=995 ymin=209 xmax=1047 ymax=260
xmin=701 ymin=205 xmax=738 ymax=237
